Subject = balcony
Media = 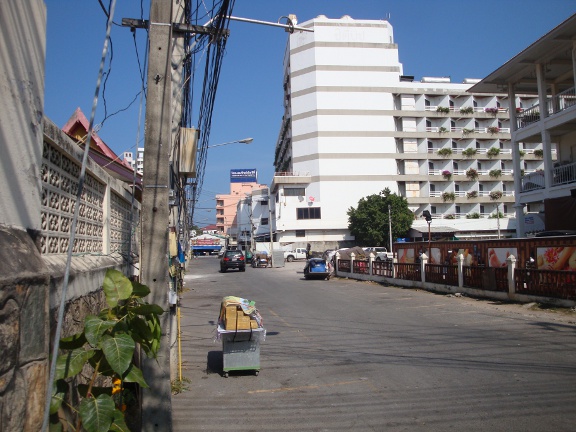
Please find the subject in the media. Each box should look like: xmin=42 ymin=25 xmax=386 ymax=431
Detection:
xmin=520 ymin=161 xmax=576 ymax=193
xmin=517 ymin=86 xmax=576 ymax=130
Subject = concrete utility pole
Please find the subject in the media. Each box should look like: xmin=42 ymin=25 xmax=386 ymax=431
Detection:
xmin=140 ymin=0 xmax=174 ymax=428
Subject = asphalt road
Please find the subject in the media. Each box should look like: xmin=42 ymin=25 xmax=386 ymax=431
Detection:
xmin=172 ymin=256 xmax=576 ymax=432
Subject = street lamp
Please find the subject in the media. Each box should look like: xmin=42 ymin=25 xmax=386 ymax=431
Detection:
xmin=422 ymin=210 xmax=433 ymax=254
xmin=207 ymin=137 xmax=253 ymax=148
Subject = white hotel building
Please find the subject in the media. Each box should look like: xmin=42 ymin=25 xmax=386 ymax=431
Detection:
xmin=271 ymin=15 xmax=547 ymax=249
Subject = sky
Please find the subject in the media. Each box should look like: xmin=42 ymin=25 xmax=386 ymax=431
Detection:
xmin=44 ymin=0 xmax=576 ymax=226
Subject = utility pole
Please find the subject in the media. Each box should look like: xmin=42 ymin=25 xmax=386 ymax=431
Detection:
xmin=140 ymin=0 xmax=174 ymax=428
xmin=388 ymin=204 xmax=393 ymax=254
xmin=267 ymin=188 xmax=274 ymax=267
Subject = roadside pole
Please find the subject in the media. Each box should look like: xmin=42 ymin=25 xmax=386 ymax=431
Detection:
xmin=140 ymin=0 xmax=174 ymax=428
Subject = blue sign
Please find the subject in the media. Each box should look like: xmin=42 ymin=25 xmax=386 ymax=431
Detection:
xmin=230 ymin=169 xmax=257 ymax=183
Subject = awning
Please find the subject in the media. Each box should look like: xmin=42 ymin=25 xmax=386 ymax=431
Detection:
xmin=410 ymin=225 xmax=459 ymax=234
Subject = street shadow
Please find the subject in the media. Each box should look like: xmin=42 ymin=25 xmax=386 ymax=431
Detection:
xmin=206 ymin=351 xmax=223 ymax=375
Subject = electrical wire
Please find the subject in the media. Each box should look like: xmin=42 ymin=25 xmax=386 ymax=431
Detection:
xmin=41 ymin=1 xmax=118 ymax=430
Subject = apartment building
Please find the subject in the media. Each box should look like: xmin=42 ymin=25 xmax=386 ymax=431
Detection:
xmin=470 ymin=13 xmax=576 ymax=237
xmin=272 ymin=14 xmax=547 ymax=248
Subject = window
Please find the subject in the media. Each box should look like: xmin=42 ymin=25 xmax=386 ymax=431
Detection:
xmin=449 ymin=100 xmax=454 ymax=109
xmin=452 ymin=140 xmax=457 ymax=149
xmin=427 ymin=141 xmax=433 ymax=151
xmin=297 ymin=207 xmax=321 ymax=220
xmin=425 ymin=99 xmax=430 ymax=108
xmin=455 ymin=205 xmax=461 ymax=214
xmin=480 ymin=205 xmax=485 ymax=214
xmin=216 ymin=200 xmax=224 ymax=206
xmin=284 ymin=188 xmax=305 ymax=196
xmin=430 ymin=184 xmax=436 ymax=192
xmin=453 ymin=162 xmax=459 ymax=171
xmin=430 ymin=206 xmax=437 ymax=214
xmin=261 ymin=218 xmax=268 ymax=226
xmin=503 ymin=205 xmax=508 ymax=213
xmin=261 ymin=199 xmax=268 ymax=206
xmin=477 ymin=162 xmax=482 ymax=170
xmin=295 ymin=230 xmax=306 ymax=237
xmin=455 ymin=184 xmax=460 ymax=192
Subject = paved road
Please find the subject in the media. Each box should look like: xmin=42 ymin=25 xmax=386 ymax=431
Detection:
xmin=172 ymin=256 xmax=576 ymax=431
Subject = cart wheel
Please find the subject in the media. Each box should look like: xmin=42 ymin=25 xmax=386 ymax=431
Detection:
xmin=254 ymin=370 xmax=259 ymax=376
xmin=223 ymin=372 xmax=229 ymax=378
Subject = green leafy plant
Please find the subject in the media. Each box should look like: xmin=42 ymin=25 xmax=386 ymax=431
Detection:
xmin=489 ymin=211 xmax=505 ymax=219
xmin=50 ymin=269 xmax=164 ymax=432
xmin=459 ymin=106 xmax=474 ymax=114
xmin=445 ymin=214 xmax=455 ymax=219
xmin=466 ymin=212 xmax=481 ymax=219
xmin=489 ymin=169 xmax=502 ymax=178
xmin=462 ymin=128 xmax=475 ymax=136
xmin=534 ymin=149 xmax=544 ymax=158
xmin=518 ymin=150 xmax=525 ymax=158
xmin=466 ymin=168 xmax=479 ymax=180
xmin=466 ymin=191 xmax=478 ymax=199
xmin=438 ymin=126 xmax=449 ymax=133
xmin=442 ymin=192 xmax=456 ymax=202
xmin=437 ymin=147 xmax=452 ymax=157
xmin=487 ymin=147 xmax=500 ymax=158
xmin=436 ymin=106 xmax=450 ymax=114
xmin=462 ymin=148 xmax=477 ymax=157
xmin=487 ymin=126 xmax=500 ymax=134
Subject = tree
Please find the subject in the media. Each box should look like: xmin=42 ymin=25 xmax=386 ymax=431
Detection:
xmin=347 ymin=188 xmax=413 ymax=246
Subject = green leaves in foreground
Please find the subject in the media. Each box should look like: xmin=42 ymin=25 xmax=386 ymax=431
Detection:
xmin=52 ymin=269 xmax=164 ymax=430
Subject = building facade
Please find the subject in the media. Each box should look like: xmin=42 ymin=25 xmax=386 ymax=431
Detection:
xmin=470 ymin=14 xmax=576 ymax=237
xmin=272 ymin=14 xmax=547 ymax=248
xmin=215 ymin=169 xmax=268 ymax=235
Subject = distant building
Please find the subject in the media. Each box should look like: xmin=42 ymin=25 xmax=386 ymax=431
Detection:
xmin=215 ymin=169 xmax=268 ymax=235
xmin=123 ymin=147 xmax=144 ymax=175
xmin=272 ymin=14 xmax=548 ymax=248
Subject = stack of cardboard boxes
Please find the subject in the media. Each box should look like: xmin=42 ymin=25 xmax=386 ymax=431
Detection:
xmin=224 ymin=304 xmax=258 ymax=331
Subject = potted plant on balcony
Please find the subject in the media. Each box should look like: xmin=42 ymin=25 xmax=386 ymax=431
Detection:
xmin=462 ymin=148 xmax=477 ymax=157
xmin=466 ymin=168 xmax=479 ymax=180
xmin=442 ymin=192 xmax=456 ymax=202
xmin=518 ymin=150 xmax=525 ymax=158
xmin=436 ymin=106 xmax=450 ymax=114
xmin=487 ymin=147 xmax=500 ymax=158
xmin=466 ymin=212 xmax=481 ymax=219
xmin=459 ymin=106 xmax=474 ymax=114
xmin=534 ymin=149 xmax=544 ymax=158
xmin=466 ymin=191 xmax=478 ymax=199
xmin=485 ymin=107 xmax=499 ymax=115
xmin=489 ymin=190 xmax=503 ymax=200
xmin=489 ymin=169 xmax=502 ymax=178
xmin=438 ymin=126 xmax=449 ymax=134
xmin=462 ymin=128 xmax=475 ymax=136
xmin=437 ymin=147 xmax=452 ymax=157
xmin=441 ymin=170 xmax=452 ymax=179
xmin=487 ymin=126 xmax=500 ymax=134
xmin=445 ymin=214 xmax=455 ymax=219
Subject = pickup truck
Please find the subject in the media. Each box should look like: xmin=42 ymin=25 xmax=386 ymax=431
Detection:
xmin=363 ymin=247 xmax=393 ymax=261
xmin=284 ymin=248 xmax=308 ymax=262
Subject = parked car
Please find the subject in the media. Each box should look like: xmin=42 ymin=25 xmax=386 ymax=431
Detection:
xmin=303 ymin=258 xmax=330 ymax=280
xmin=220 ymin=250 xmax=246 ymax=272
xmin=284 ymin=248 xmax=308 ymax=262
xmin=363 ymin=247 xmax=393 ymax=261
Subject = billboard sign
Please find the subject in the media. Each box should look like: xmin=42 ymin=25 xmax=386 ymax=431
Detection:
xmin=230 ymin=169 xmax=257 ymax=183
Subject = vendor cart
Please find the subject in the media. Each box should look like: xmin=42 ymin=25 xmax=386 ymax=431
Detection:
xmin=217 ymin=296 xmax=265 ymax=377
xmin=303 ymin=257 xmax=331 ymax=280
xmin=218 ymin=326 xmax=265 ymax=377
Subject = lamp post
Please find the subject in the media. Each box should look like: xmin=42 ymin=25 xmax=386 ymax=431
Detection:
xmin=388 ymin=205 xmax=393 ymax=255
xmin=422 ymin=210 xmax=432 ymax=254
xmin=206 ymin=137 xmax=253 ymax=148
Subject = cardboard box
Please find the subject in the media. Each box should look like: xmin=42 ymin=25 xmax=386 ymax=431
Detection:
xmin=236 ymin=316 xmax=251 ymax=330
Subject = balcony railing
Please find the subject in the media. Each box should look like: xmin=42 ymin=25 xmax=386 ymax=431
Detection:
xmin=517 ymin=86 xmax=576 ymax=130
xmin=552 ymin=161 xmax=576 ymax=186
xmin=521 ymin=171 xmax=545 ymax=192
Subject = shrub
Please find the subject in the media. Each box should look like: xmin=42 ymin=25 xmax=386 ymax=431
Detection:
xmin=441 ymin=170 xmax=452 ymax=179
xmin=462 ymin=148 xmax=477 ymax=157
xmin=487 ymin=147 xmax=500 ymax=158
xmin=487 ymin=126 xmax=500 ymax=134
xmin=50 ymin=269 xmax=165 ymax=432
xmin=442 ymin=192 xmax=456 ymax=202
xmin=489 ymin=169 xmax=502 ymax=178
xmin=466 ymin=212 xmax=481 ymax=219
xmin=518 ymin=150 xmax=526 ymax=158
xmin=489 ymin=190 xmax=503 ymax=200
xmin=485 ymin=107 xmax=499 ymax=114
xmin=466 ymin=191 xmax=478 ymax=199
xmin=436 ymin=106 xmax=450 ymax=114
xmin=489 ymin=211 xmax=505 ymax=219
xmin=438 ymin=126 xmax=449 ymax=133
xmin=445 ymin=214 xmax=455 ymax=219
xmin=462 ymin=128 xmax=475 ymax=135
xmin=437 ymin=147 xmax=452 ymax=156
xmin=466 ymin=168 xmax=479 ymax=180
xmin=459 ymin=106 xmax=474 ymax=114
xmin=534 ymin=149 xmax=544 ymax=158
